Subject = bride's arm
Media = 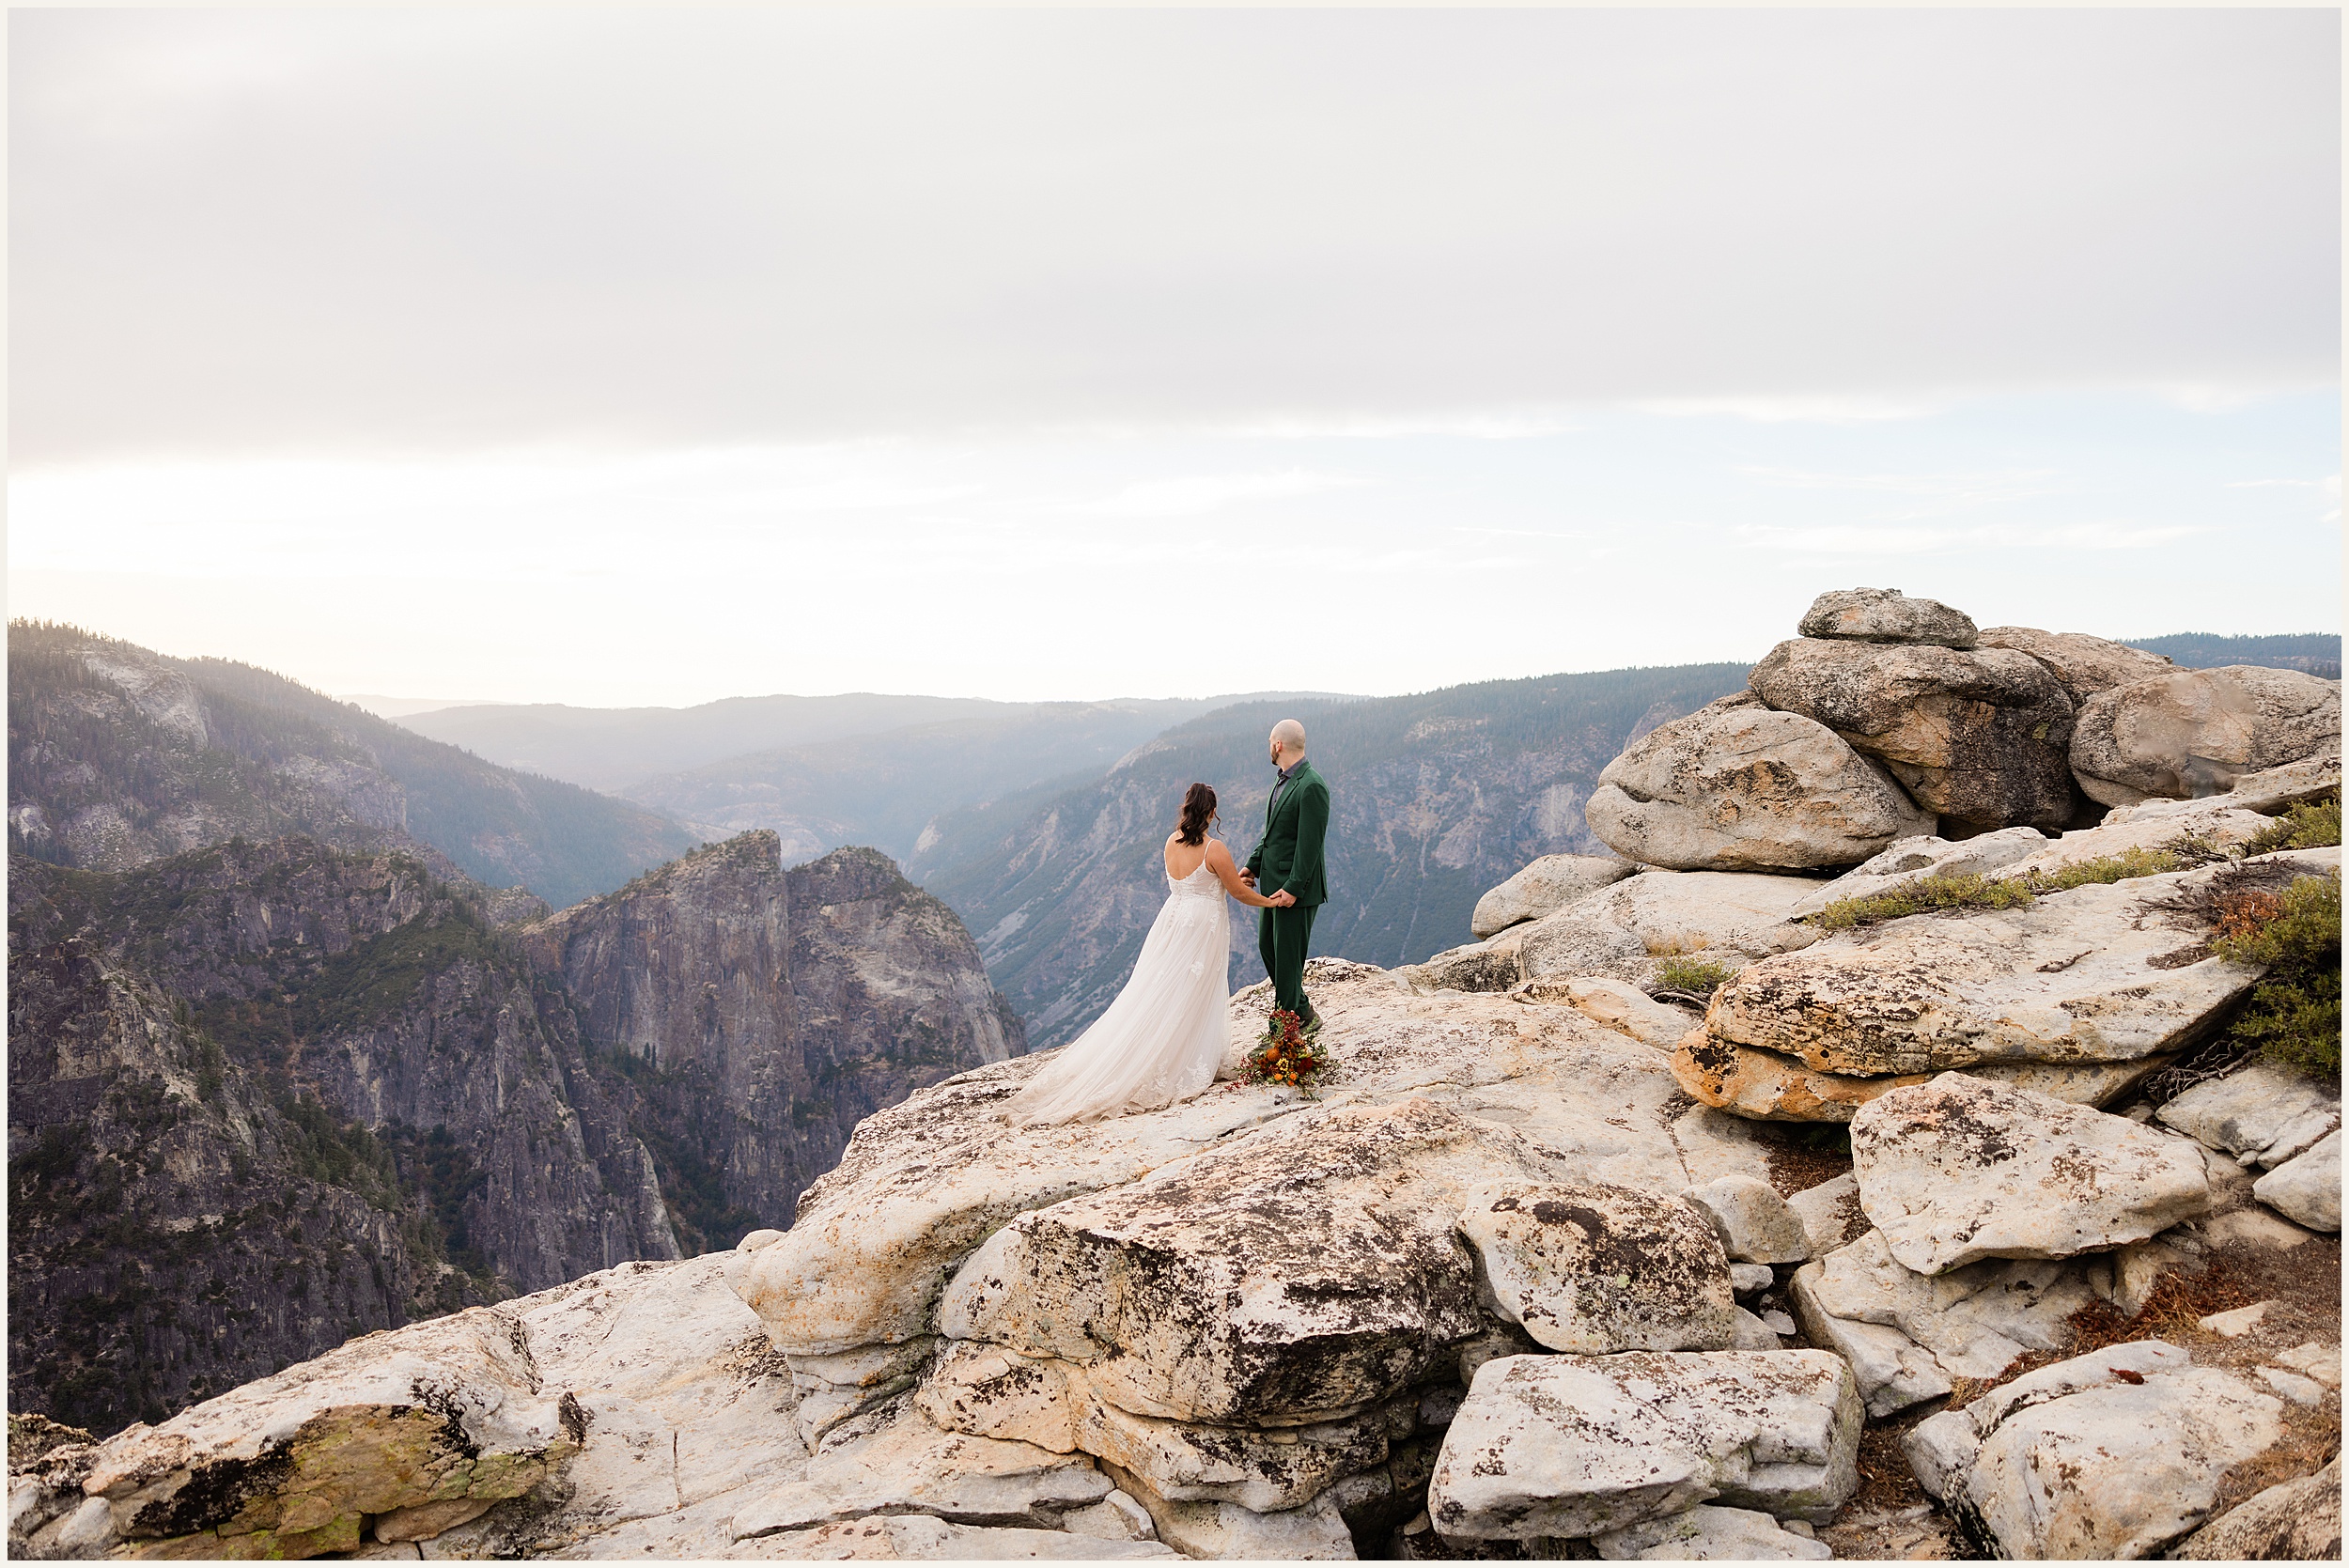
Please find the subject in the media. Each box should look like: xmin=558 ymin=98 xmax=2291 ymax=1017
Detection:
xmin=1205 ymin=841 xmax=1275 ymax=906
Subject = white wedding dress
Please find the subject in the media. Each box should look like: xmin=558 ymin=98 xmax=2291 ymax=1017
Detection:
xmin=1007 ymin=856 xmax=1233 ymax=1126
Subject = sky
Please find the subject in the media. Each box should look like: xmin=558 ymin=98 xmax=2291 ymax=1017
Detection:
xmin=8 ymin=8 xmax=2341 ymax=707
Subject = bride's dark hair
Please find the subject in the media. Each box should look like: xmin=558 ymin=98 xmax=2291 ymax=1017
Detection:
xmin=1177 ymin=783 xmax=1217 ymax=846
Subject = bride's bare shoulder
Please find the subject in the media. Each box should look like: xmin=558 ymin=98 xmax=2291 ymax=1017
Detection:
xmin=1203 ymin=837 xmax=1236 ymax=864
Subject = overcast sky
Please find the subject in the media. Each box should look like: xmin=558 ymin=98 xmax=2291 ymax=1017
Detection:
xmin=9 ymin=8 xmax=2340 ymax=706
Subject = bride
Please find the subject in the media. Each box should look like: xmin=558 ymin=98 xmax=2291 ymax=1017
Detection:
xmin=1006 ymin=782 xmax=1286 ymax=1126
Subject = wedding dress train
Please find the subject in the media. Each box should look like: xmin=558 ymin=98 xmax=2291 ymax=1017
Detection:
xmin=1006 ymin=858 xmax=1233 ymax=1126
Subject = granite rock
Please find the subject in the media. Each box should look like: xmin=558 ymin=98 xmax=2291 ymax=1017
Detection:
xmin=1797 ymin=589 xmax=1978 ymax=649
xmin=1748 ymin=637 xmax=2077 ymax=831
xmin=1471 ymin=856 xmax=1641 ymax=940
xmin=1426 ymin=1351 xmax=1860 ymax=1541
xmin=2071 ymin=665 xmax=2342 ymax=807
xmin=2252 ymin=1128 xmax=2341 ymax=1232
xmin=1584 ymin=696 xmax=1933 ymax=872
xmin=1849 ymin=1075 xmax=2211 ymax=1273
xmin=1457 ymin=1182 xmax=1738 ymax=1355
xmin=1903 ymin=1340 xmax=2288 ymax=1559
xmin=2157 ymin=1063 xmax=2341 ymax=1170
xmin=1680 ymin=1175 xmax=1810 ymax=1265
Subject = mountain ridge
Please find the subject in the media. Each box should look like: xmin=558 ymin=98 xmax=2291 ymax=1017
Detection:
xmin=8 ymin=621 xmax=696 ymax=910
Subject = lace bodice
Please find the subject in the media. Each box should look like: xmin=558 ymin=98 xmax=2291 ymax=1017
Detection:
xmin=1166 ymin=859 xmax=1223 ymax=901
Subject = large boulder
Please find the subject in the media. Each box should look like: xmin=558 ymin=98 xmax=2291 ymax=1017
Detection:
xmin=1679 ymin=852 xmax=2338 ymax=1100
xmin=1903 ymin=1339 xmax=2289 ymax=1559
xmin=935 ymin=1098 xmax=1551 ymax=1426
xmin=8 ymin=1254 xmax=839 ymax=1561
xmin=7 ymin=1307 xmax=580 ymax=1560
xmin=1672 ymin=1036 xmax=2170 ymax=1125
xmin=2173 ymin=1456 xmax=2342 ymax=1560
xmin=1849 ymin=1075 xmax=2210 ymax=1273
xmin=1797 ymin=588 xmax=1977 ymax=648
xmin=1592 ymin=1504 xmax=1831 ymax=1560
xmin=1977 ymin=626 xmax=2176 ymax=708
xmin=2252 ymin=1128 xmax=2341 ymax=1232
xmin=2156 ymin=1063 xmax=2341 ymax=1170
xmin=1471 ymin=855 xmax=1640 ymax=939
xmin=1747 ymin=638 xmax=2077 ymax=831
xmin=1426 ymin=1351 xmax=1860 ymax=1541
xmin=2071 ymin=665 xmax=2342 ymax=806
xmin=1584 ymin=694 xmax=1934 ymax=872
xmin=1456 ymin=1181 xmax=1737 ymax=1354
xmin=1505 ymin=869 xmax=1825 ymax=989
xmin=739 ymin=964 xmax=1779 ymax=1362
xmin=1787 ymin=1230 xmax=2098 ymax=1417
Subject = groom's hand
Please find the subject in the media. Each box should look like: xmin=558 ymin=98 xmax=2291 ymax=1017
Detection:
xmin=1238 ymin=868 xmax=1256 ymax=888
xmin=1268 ymin=889 xmax=1297 ymax=908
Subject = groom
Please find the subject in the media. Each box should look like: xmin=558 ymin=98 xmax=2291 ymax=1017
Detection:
xmin=1240 ymin=719 xmax=1330 ymax=1030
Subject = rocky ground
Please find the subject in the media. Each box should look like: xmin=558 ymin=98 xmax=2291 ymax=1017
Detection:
xmin=9 ymin=950 xmax=2338 ymax=1560
xmin=9 ymin=590 xmax=2339 ymax=1560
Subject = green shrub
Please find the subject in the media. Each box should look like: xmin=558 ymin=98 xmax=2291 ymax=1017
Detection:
xmin=2212 ymin=871 xmax=2341 ymax=1080
xmin=2242 ymin=794 xmax=2342 ymax=858
xmin=1811 ymin=872 xmax=2037 ymax=932
xmin=1653 ymin=955 xmax=1739 ymax=998
xmin=2025 ymin=846 xmax=2183 ymax=893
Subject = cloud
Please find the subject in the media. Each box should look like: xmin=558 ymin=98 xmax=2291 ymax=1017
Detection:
xmin=1735 ymin=522 xmax=2202 ymax=555
xmin=1081 ymin=471 xmax=1365 ymax=518
xmin=1631 ymin=396 xmax=1942 ymax=425
xmin=8 ymin=8 xmax=2339 ymax=462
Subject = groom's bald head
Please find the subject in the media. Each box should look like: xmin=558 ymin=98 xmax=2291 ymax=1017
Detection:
xmin=1269 ymin=720 xmax=1307 ymax=767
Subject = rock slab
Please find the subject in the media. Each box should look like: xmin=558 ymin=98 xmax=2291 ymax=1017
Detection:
xmin=1457 ymin=1182 xmax=1737 ymax=1355
xmin=1427 ymin=1350 xmax=1860 ymax=1541
xmin=2071 ymin=665 xmax=2342 ymax=806
xmin=2252 ymin=1127 xmax=2341 ymax=1232
xmin=1584 ymin=694 xmax=1933 ymax=872
xmin=1850 ymin=1074 xmax=2210 ymax=1273
xmin=1748 ymin=637 xmax=2077 ymax=831
xmin=1471 ymin=856 xmax=1641 ymax=939
xmin=1797 ymin=589 xmax=1978 ymax=649
xmin=1903 ymin=1339 xmax=2288 ymax=1560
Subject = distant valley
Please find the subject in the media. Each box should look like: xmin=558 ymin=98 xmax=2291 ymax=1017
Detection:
xmin=7 ymin=624 xmax=1023 ymax=1436
xmin=914 ymin=666 xmax=1755 ymax=1046
xmin=396 ymin=690 xmax=1344 ymax=864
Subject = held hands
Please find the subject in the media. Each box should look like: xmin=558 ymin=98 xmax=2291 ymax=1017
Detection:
xmin=1267 ymin=889 xmax=1297 ymax=908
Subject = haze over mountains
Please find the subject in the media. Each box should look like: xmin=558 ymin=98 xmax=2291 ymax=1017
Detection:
xmin=398 ymin=691 xmax=1340 ymax=864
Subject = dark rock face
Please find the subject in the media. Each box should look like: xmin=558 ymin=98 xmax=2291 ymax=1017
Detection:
xmin=522 ymin=834 xmax=1023 ymax=1248
xmin=8 ymin=841 xmax=679 ymax=1437
xmin=1747 ymin=638 xmax=2078 ymax=832
xmin=8 ymin=827 xmax=1019 ymax=1440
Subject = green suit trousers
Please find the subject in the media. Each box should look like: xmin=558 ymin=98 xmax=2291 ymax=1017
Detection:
xmin=1257 ymin=902 xmax=1318 ymax=1022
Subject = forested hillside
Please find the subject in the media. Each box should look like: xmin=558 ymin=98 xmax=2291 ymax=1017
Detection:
xmin=9 ymin=622 xmax=695 ymax=908
xmin=2128 ymin=630 xmax=2341 ymax=677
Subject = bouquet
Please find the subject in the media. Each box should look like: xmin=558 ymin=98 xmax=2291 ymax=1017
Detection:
xmin=1242 ymin=1007 xmax=1328 ymax=1092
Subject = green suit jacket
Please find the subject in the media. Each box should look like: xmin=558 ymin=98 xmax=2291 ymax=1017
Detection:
xmin=1245 ymin=759 xmax=1330 ymax=908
